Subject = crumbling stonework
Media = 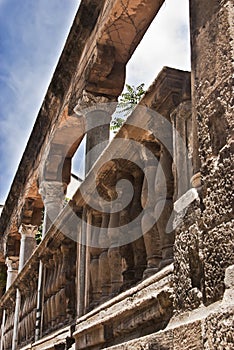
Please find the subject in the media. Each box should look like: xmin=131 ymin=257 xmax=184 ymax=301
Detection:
xmin=0 ymin=0 xmax=233 ymax=349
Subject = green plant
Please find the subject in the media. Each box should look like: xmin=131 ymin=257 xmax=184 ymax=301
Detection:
xmin=111 ymin=83 xmax=145 ymax=132
xmin=36 ymin=210 xmax=44 ymax=245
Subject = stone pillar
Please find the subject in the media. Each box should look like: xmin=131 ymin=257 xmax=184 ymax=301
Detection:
xmin=34 ymin=181 xmax=65 ymax=339
xmin=74 ymin=90 xmax=116 ymax=174
xmin=18 ymin=224 xmax=37 ymax=271
xmin=39 ymin=181 xmax=65 ymax=235
xmin=0 ymin=258 xmax=18 ymax=350
xmin=5 ymin=256 xmax=19 ymax=291
xmin=85 ymin=108 xmax=111 ymax=173
xmin=155 ymin=144 xmax=175 ymax=268
xmin=12 ymin=225 xmax=37 ymax=350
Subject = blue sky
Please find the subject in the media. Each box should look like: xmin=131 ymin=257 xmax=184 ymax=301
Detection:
xmin=0 ymin=0 xmax=190 ymax=204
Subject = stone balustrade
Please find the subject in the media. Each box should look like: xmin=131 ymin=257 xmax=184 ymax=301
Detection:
xmin=17 ymin=270 xmax=38 ymax=346
xmin=0 ymin=223 xmax=76 ymax=350
xmin=42 ymin=241 xmax=76 ymax=336
xmin=3 ymin=305 xmax=14 ymax=350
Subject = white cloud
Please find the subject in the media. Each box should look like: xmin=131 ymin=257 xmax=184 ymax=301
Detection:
xmin=126 ymin=0 xmax=191 ymax=88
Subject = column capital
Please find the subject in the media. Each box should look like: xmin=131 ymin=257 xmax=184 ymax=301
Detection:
xmin=5 ymin=256 xmax=19 ymax=271
xmin=73 ymin=90 xmax=117 ymax=118
xmin=19 ymin=224 xmax=38 ymax=239
xmin=39 ymin=181 xmax=65 ymax=205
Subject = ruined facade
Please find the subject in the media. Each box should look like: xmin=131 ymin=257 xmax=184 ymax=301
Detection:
xmin=0 ymin=0 xmax=233 ymax=349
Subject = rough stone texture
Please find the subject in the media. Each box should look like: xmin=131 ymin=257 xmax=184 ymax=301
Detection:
xmin=0 ymin=0 xmax=233 ymax=349
xmin=173 ymin=198 xmax=204 ymax=313
xmin=201 ymin=142 xmax=233 ymax=229
xmin=190 ymin=0 xmax=234 ymax=230
xmin=173 ymin=321 xmax=203 ymax=350
xmin=203 ymin=220 xmax=234 ymax=304
xmin=203 ymin=311 xmax=234 ymax=350
xmin=102 ymin=330 xmax=174 ymax=350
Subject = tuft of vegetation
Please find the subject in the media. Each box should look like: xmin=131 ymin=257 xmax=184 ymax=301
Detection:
xmin=36 ymin=224 xmax=43 ymax=245
xmin=111 ymin=83 xmax=145 ymax=133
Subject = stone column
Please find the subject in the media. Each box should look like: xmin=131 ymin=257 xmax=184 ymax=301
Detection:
xmin=74 ymin=90 xmax=116 ymax=174
xmin=5 ymin=256 xmax=19 ymax=291
xmin=85 ymin=108 xmax=111 ymax=173
xmin=12 ymin=225 xmax=37 ymax=350
xmin=155 ymin=144 xmax=175 ymax=268
xmin=39 ymin=181 xmax=65 ymax=234
xmin=18 ymin=224 xmax=37 ymax=271
xmin=0 ymin=258 xmax=18 ymax=350
xmin=34 ymin=181 xmax=65 ymax=340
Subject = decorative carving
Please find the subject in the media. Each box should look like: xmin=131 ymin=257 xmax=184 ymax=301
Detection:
xmin=73 ymin=90 xmax=116 ymax=118
xmin=39 ymin=181 xmax=66 ymax=231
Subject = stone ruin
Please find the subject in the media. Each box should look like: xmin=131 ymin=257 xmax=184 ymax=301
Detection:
xmin=0 ymin=0 xmax=233 ymax=349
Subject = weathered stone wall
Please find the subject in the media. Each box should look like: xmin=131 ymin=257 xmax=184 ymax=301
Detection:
xmin=174 ymin=0 xmax=234 ymax=317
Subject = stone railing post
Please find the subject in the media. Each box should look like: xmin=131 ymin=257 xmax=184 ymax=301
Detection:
xmin=141 ymin=156 xmax=161 ymax=278
xmin=98 ymin=212 xmax=111 ymax=300
xmin=107 ymin=201 xmax=123 ymax=295
xmin=89 ymin=214 xmax=102 ymax=309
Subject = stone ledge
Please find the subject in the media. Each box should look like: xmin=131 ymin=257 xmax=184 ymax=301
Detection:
xmin=21 ymin=325 xmax=72 ymax=350
xmin=101 ymin=303 xmax=234 ymax=350
xmin=74 ymin=264 xmax=174 ymax=349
